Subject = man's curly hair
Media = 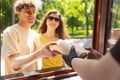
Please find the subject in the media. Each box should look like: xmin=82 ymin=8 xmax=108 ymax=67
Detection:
xmin=14 ymin=0 xmax=41 ymax=13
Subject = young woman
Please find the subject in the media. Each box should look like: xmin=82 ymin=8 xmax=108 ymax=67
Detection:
xmin=37 ymin=9 xmax=70 ymax=69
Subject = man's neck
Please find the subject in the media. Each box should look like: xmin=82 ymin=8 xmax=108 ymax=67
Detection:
xmin=18 ymin=21 xmax=32 ymax=29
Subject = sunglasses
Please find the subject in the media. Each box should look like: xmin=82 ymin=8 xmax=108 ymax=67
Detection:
xmin=47 ymin=16 xmax=60 ymax=22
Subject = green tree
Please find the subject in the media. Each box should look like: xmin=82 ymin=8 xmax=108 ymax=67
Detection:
xmin=0 ymin=0 xmax=12 ymax=33
xmin=58 ymin=0 xmax=94 ymax=37
xmin=1 ymin=0 xmax=94 ymax=38
xmin=112 ymin=0 xmax=120 ymax=28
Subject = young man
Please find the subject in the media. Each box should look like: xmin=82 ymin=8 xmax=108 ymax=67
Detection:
xmin=62 ymin=38 xmax=120 ymax=80
xmin=1 ymin=0 xmax=57 ymax=75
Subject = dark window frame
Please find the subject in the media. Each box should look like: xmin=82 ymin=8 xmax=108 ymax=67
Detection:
xmin=93 ymin=0 xmax=113 ymax=54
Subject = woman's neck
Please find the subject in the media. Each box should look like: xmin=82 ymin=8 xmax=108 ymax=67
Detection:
xmin=43 ymin=29 xmax=58 ymax=41
xmin=46 ymin=28 xmax=56 ymax=37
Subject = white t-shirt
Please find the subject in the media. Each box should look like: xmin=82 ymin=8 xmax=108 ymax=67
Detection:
xmin=1 ymin=24 xmax=39 ymax=75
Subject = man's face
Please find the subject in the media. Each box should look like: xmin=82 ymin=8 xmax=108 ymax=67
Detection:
xmin=18 ymin=7 xmax=37 ymax=25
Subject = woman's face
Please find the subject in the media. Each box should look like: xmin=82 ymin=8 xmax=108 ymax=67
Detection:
xmin=46 ymin=13 xmax=60 ymax=30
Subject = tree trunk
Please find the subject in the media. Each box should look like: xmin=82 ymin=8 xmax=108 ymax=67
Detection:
xmin=12 ymin=0 xmax=15 ymax=24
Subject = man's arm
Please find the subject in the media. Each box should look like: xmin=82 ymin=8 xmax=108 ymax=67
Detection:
xmin=62 ymin=39 xmax=120 ymax=80
xmin=71 ymin=53 xmax=120 ymax=80
xmin=8 ymin=43 xmax=57 ymax=71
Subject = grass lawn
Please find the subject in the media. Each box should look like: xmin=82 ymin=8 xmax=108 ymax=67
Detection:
xmin=68 ymin=29 xmax=93 ymax=38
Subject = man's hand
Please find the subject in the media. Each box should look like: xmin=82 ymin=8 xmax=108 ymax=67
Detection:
xmin=62 ymin=46 xmax=79 ymax=68
xmin=36 ymin=42 xmax=57 ymax=58
xmin=52 ymin=49 xmax=61 ymax=56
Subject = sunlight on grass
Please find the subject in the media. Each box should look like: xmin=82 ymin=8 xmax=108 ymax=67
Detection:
xmin=68 ymin=29 xmax=93 ymax=38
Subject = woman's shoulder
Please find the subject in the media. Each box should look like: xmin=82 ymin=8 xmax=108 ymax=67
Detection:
xmin=39 ymin=33 xmax=50 ymax=44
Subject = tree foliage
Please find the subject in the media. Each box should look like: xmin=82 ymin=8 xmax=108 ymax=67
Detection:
xmin=1 ymin=0 xmax=95 ymax=37
xmin=0 ymin=0 xmax=12 ymax=32
xmin=112 ymin=0 xmax=120 ymax=28
xmin=37 ymin=0 xmax=95 ymax=37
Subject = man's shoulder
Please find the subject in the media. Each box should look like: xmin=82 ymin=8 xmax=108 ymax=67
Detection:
xmin=3 ymin=24 xmax=18 ymax=34
xmin=30 ymin=29 xmax=39 ymax=37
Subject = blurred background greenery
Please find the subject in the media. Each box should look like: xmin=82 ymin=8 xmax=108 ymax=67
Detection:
xmin=1 ymin=0 xmax=120 ymax=39
xmin=0 ymin=0 xmax=95 ymax=38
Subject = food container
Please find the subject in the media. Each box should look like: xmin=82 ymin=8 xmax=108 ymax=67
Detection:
xmin=55 ymin=39 xmax=90 ymax=58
